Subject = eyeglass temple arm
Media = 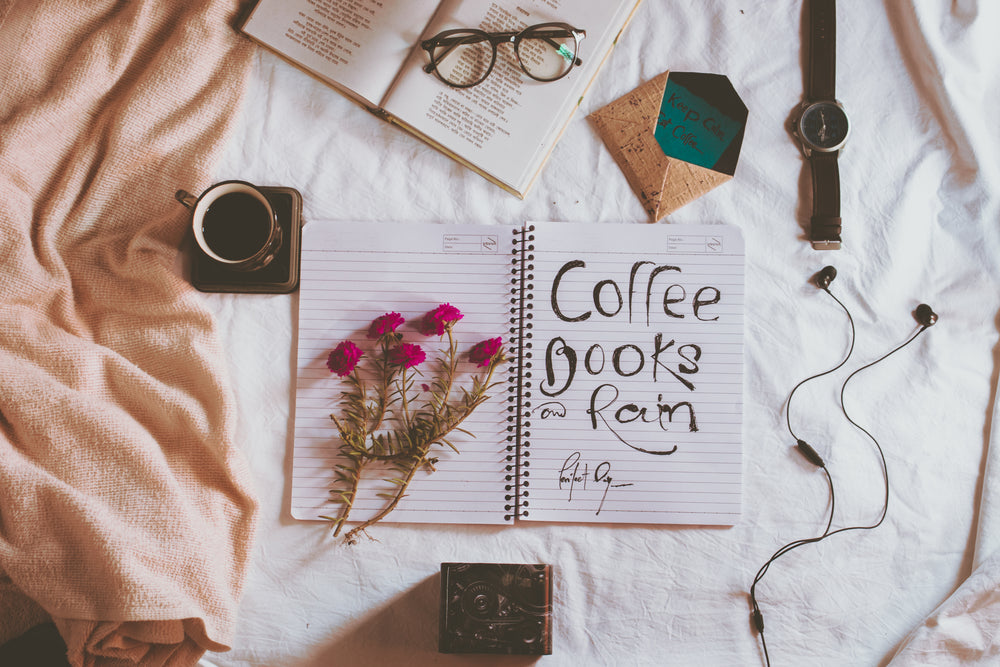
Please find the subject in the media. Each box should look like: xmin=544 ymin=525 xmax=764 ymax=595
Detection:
xmin=546 ymin=37 xmax=582 ymax=65
xmin=534 ymin=29 xmax=586 ymax=66
xmin=421 ymin=35 xmax=474 ymax=73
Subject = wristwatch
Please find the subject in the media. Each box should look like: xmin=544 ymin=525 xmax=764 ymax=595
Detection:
xmin=791 ymin=0 xmax=849 ymax=250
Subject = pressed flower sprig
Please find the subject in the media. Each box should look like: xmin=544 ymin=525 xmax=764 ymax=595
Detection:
xmin=323 ymin=304 xmax=505 ymax=544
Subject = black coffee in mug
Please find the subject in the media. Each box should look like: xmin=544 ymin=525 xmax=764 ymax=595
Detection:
xmin=177 ymin=180 xmax=282 ymax=272
xmin=201 ymin=192 xmax=272 ymax=262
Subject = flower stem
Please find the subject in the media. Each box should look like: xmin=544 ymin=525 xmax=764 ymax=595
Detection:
xmin=333 ymin=469 xmax=364 ymax=537
xmin=398 ymin=365 xmax=412 ymax=432
xmin=342 ymin=445 xmax=429 ymax=544
xmin=438 ymin=329 xmax=459 ymax=413
xmin=329 ymin=367 xmax=371 ymax=534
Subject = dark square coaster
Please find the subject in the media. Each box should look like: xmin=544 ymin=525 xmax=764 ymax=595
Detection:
xmin=439 ymin=563 xmax=553 ymax=655
xmin=191 ymin=186 xmax=303 ymax=294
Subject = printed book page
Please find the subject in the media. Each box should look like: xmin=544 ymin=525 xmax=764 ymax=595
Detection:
xmin=291 ymin=221 xmax=513 ymax=524
xmin=381 ymin=0 xmax=639 ymax=193
xmin=242 ymin=0 xmax=439 ymax=107
xmin=519 ymin=222 xmax=745 ymax=525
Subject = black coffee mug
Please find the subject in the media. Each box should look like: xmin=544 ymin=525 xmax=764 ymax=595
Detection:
xmin=176 ymin=180 xmax=283 ymax=272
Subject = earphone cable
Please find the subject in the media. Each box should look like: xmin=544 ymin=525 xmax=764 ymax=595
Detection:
xmin=752 ymin=284 xmax=852 ymax=667
xmin=832 ymin=322 xmax=932 ymax=532
xmin=749 ymin=464 xmax=835 ymax=667
xmin=785 ymin=286 xmax=855 ymax=442
xmin=751 ymin=321 xmax=932 ymax=667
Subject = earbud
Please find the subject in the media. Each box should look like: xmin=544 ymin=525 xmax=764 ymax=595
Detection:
xmin=814 ymin=265 xmax=838 ymax=290
xmin=915 ymin=304 xmax=938 ymax=327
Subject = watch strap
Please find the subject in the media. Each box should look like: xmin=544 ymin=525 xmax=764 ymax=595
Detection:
xmin=808 ymin=0 xmax=837 ymax=102
xmin=810 ymin=151 xmax=842 ymax=249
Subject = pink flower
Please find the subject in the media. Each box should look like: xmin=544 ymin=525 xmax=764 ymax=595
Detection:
xmin=326 ymin=341 xmax=363 ymax=377
xmin=419 ymin=303 xmax=463 ymax=336
xmin=367 ymin=312 xmax=405 ymax=339
xmin=469 ymin=337 xmax=503 ymax=367
xmin=388 ymin=343 xmax=426 ymax=369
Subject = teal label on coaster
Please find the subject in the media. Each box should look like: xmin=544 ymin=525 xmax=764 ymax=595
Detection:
xmin=654 ymin=78 xmax=743 ymax=170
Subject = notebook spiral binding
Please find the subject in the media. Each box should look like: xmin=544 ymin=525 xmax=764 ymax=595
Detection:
xmin=506 ymin=225 xmax=535 ymax=521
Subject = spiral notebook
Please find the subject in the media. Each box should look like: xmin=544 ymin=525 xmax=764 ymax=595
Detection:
xmin=292 ymin=220 xmax=744 ymax=526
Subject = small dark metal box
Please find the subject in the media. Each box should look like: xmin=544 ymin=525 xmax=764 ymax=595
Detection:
xmin=438 ymin=562 xmax=553 ymax=655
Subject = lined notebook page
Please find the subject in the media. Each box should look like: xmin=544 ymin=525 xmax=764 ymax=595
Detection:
xmin=519 ymin=222 xmax=745 ymax=525
xmin=292 ymin=221 xmax=512 ymax=524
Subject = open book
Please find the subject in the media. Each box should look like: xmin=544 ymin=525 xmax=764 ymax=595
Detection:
xmin=240 ymin=0 xmax=643 ymax=197
xmin=292 ymin=221 xmax=745 ymax=526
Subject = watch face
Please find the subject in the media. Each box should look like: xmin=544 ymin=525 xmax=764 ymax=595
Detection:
xmin=799 ymin=101 xmax=849 ymax=152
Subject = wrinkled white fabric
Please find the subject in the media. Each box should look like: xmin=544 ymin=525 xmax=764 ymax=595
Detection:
xmin=201 ymin=0 xmax=1000 ymax=664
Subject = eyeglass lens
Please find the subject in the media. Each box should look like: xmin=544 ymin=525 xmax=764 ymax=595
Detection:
xmin=516 ymin=26 xmax=579 ymax=81
xmin=427 ymin=25 xmax=579 ymax=88
xmin=427 ymin=32 xmax=495 ymax=87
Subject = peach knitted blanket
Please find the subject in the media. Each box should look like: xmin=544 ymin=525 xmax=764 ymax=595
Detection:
xmin=0 ymin=2 xmax=257 ymax=665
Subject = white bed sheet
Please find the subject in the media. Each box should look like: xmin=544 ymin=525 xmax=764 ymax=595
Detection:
xmin=200 ymin=1 xmax=1000 ymax=664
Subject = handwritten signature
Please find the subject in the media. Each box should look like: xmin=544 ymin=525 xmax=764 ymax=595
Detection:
xmin=558 ymin=451 xmax=634 ymax=515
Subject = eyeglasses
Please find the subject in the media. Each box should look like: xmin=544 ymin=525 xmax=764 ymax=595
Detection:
xmin=421 ymin=22 xmax=586 ymax=89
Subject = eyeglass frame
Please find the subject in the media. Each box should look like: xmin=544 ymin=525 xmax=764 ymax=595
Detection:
xmin=420 ymin=22 xmax=587 ymax=89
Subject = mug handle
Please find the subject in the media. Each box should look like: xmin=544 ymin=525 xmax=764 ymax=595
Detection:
xmin=175 ymin=189 xmax=197 ymax=209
